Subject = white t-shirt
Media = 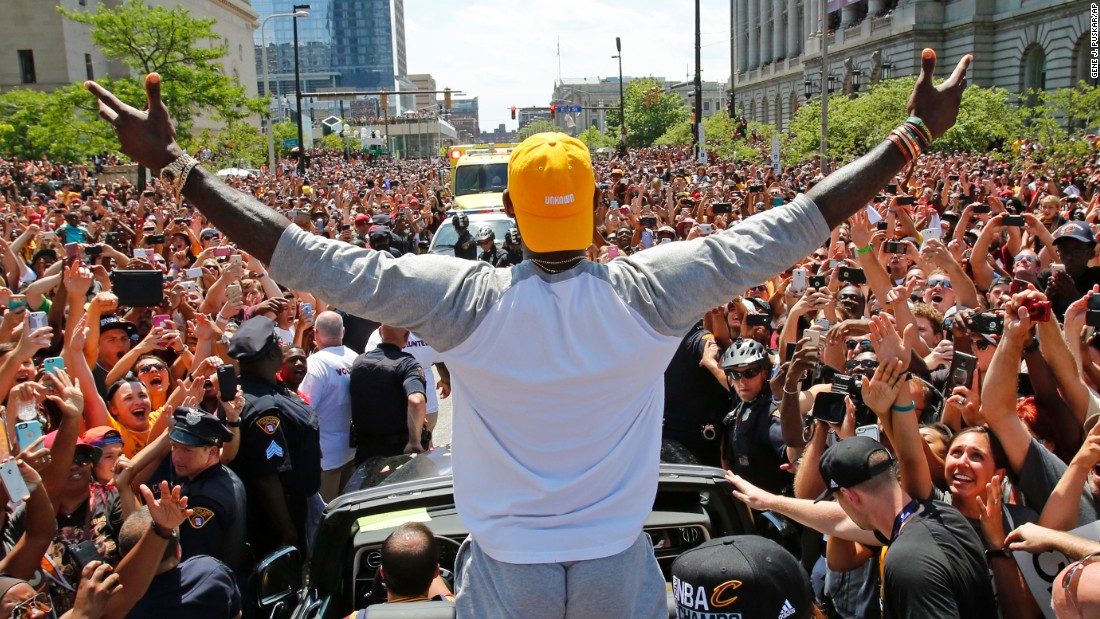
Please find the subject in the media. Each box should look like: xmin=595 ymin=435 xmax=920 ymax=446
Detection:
xmin=299 ymin=345 xmax=358 ymax=470
xmin=364 ymin=330 xmax=443 ymax=413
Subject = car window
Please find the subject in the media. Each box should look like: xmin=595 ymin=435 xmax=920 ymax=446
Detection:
xmin=454 ymin=163 xmax=508 ymax=196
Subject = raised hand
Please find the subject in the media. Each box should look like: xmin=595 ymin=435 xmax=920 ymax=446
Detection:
xmin=908 ymin=49 xmax=972 ymax=139
xmin=85 ymin=74 xmax=182 ymax=174
xmin=70 ymin=561 xmax=123 ymax=619
xmin=140 ymin=481 xmax=192 ymax=532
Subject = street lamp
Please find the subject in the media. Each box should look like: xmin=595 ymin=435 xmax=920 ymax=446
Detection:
xmin=612 ymin=37 xmax=625 ymax=155
xmin=260 ymin=8 xmax=309 ymax=173
xmin=292 ymin=4 xmax=310 ymax=176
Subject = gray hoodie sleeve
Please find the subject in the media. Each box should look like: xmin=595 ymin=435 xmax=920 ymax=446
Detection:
xmin=267 ymin=225 xmax=510 ymax=350
xmin=607 ymin=194 xmax=831 ymax=337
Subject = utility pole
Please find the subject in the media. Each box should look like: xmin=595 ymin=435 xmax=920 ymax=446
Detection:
xmin=819 ymin=0 xmax=829 ymax=174
xmin=729 ymin=0 xmax=736 ymax=116
xmin=292 ymin=4 xmax=309 ymax=176
xmin=614 ymin=37 xmax=626 ymax=156
xmin=694 ymin=0 xmax=704 ymax=163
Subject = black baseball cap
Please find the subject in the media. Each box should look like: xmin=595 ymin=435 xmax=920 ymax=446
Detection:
xmin=1053 ymin=221 xmax=1096 ymax=245
xmin=815 ymin=436 xmax=896 ymax=502
xmin=671 ymin=535 xmax=813 ymax=619
xmin=99 ymin=315 xmax=136 ymax=337
xmin=170 ymin=406 xmax=233 ymax=447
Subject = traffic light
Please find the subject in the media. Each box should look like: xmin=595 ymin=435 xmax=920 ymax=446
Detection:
xmin=444 ymin=88 xmax=452 ymax=111
xmin=510 ymin=106 xmax=516 ymax=120
xmin=644 ymin=90 xmax=651 ymax=106
xmin=380 ymin=88 xmax=387 ymax=112
xmin=550 ymin=105 xmax=556 ymax=119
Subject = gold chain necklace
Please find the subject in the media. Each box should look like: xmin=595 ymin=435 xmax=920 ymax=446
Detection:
xmin=530 ymin=255 xmax=585 ymax=273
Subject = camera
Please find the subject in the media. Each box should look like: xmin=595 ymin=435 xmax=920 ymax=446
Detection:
xmin=896 ymin=196 xmax=916 ymax=206
xmin=713 ymin=202 xmax=733 ymax=214
xmin=969 ymin=312 xmax=1004 ymax=336
xmin=745 ymin=314 xmax=770 ymax=327
xmin=885 ymin=183 xmax=898 ymax=194
xmin=974 ymin=204 xmax=992 ymax=214
xmin=1023 ymin=299 xmax=1052 ymax=322
xmin=748 ymin=184 xmax=764 ymax=193
xmin=1003 ymin=215 xmax=1025 ymax=227
xmin=808 ymin=275 xmax=827 ymax=289
xmin=837 ymin=266 xmax=867 ymax=284
xmin=884 ymin=241 xmax=906 ymax=254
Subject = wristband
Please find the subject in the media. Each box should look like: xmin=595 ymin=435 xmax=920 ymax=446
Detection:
xmin=856 ymin=244 xmax=872 ymax=255
xmin=985 ymin=547 xmax=1012 ymax=560
xmin=1023 ymin=339 xmax=1040 ymax=354
xmin=783 ymin=387 xmax=801 ymax=396
xmin=891 ymin=402 xmax=916 ymax=412
xmin=152 ymin=525 xmax=177 ymax=540
xmin=256 ymin=272 xmax=267 ymax=279
xmin=226 ymin=419 xmax=241 ymax=428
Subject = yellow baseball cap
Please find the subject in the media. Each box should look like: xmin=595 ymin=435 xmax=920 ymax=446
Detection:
xmin=507 ymin=132 xmax=595 ymax=253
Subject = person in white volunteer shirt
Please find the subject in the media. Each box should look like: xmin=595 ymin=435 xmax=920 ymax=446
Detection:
xmin=299 ymin=311 xmax=358 ymax=501
xmin=365 ymin=329 xmax=451 ymax=432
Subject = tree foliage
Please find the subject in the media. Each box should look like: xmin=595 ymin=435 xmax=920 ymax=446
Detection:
xmin=606 ymin=78 xmax=690 ymax=148
xmin=517 ymin=119 xmax=557 ymax=142
xmin=576 ymin=126 xmax=617 ymax=149
xmin=1018 ymin=82 xmax=1100 ymax=170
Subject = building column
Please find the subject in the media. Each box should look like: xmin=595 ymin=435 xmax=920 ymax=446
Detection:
xmin=760 ymin=0 xmax=772 ymax=64
xmin=840 ymin=3 xmax=857 ymax=27
xmin=808 ymin=0 xmax=818 ymax=37
xmin=773 ymin=6 xmax=785 ymax=60
xmin=737 ymin=0 xmax=750 ymax=72
xmin=787 ymin=0 xmax=800 ymax=55
xmin=868 ymin=0 xmax=885 ymax=15
xmin=747 ymin=0 xmax=759 ymax=68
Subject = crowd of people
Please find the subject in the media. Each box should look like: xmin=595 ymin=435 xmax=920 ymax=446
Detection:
xmin=0 ymin=51 xmax=1097 ymax=617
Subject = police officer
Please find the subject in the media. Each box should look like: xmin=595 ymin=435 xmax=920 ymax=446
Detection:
xmin=721 ymin=338 xmax=789 ymax=495
xmin=661 ymin=323 xmax=729 ymax=467
xmin=144 ymin=406 xmax=249 ymax=576
xmin=349 ymin=324 xmax=427 ymax=464
xmin=495 ymin=226 xmax=523 ymax=268
xmin=227 ymin=316 xmax=321 ymax=557
xmin=369 ymin=225 xmax=402 ymax=258
xmin=475 ymin=227 xmax=503 ymax=265
xmin=452 ymin=213 xmax=476 ymax=260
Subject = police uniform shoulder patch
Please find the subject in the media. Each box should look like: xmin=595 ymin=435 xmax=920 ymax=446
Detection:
xmin=256 ymin=415 xmax=280 ymax=435
xmin=417 ymin=366 xmax=426 ymax=384
xmin=188 ymin=507 xmax=215 ymax=529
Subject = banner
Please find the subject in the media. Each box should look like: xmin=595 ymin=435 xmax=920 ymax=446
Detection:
xmin=1015 ymin=520 xmax=1100 ymax=618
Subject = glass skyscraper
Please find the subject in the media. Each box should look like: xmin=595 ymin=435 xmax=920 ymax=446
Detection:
xmin=254 ymin=0 xmax=405 ymax=98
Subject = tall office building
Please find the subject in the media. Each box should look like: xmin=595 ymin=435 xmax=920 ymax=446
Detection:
xmin=731 ymin=0 xmax=1094 ymax=131
xmin=254 ymin=0 xmax=407 ymax=97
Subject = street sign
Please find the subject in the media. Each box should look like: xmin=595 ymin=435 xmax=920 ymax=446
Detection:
xmin=282 ymin=139 xmax=299 ymax=147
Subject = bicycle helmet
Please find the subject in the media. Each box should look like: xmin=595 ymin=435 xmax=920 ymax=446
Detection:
xmin=505 ymin=227 xmax=521 ymax=246
xmin=721 ymin=338 xmax=768 ymax=370
xmin=452 ymin=213 xmax=469 ymax=228
xmin=475 ymin=227 xmax=495 ymax=243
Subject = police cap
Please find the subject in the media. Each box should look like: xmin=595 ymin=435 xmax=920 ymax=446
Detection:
xmin=228 ymin=316 xmax=280 ymax=362
xmin=170 ymin=406 xmax=233 ymax=447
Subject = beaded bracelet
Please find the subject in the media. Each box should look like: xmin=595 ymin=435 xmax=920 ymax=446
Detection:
xmin=906 ymin=117 xmax=933 ymax=145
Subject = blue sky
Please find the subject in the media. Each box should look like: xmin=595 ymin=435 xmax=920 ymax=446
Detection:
xmin=404 ymin=0 xmax=735 ymax=132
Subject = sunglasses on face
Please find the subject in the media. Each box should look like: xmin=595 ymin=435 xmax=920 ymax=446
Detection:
xmin=137 ymin=362 xmax=166 ymax=374
xmin=727 ymin=366 xmax=764 ymax=381
xmin=11 ymin=592 xmax=52 ymax=619
xmin=1014 ymin=254 xmax=1039 ymax=265
xmin=845 ymin=339 xmax=872 ymax=350
xmin=927 ymin=279 xmax=953 ymax=288
xmin=1063 ymin=551 xmax=1100 ymax=619
xmin=845 ymin=359 xmax=879 ymax=372
xmin=974 ymin=339 xmax=995 ymax=351
xmin=838 ymin=293 xmax=863 ymax=301
xmin=72 ymin=450 xmax=97 ymax=467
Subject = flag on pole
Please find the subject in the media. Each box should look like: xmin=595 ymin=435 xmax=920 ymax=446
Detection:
xmin=565 ymin=114 xmax=575 ymax=128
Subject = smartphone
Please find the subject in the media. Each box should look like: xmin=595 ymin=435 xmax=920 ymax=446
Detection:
xmin=746 ymin=314 xmax=769 ymax=327
xmin=43 ymin=356 xmax=64 ymax=377
xmin=640 ymin=216 xmax=657 ymax=228
xmin=876 ymin=221 xmax=889 ymax=231
xmin=805 ymin=329 xmax=824 ymax=350
xmin=174 ymin=218 xmax=188 ymax=225
xmin=607 ymin=245 xmax=619 ymax=259
xmin=773 ymin=197 xmax=783 ymax=207
xmin=41 ymin=231 xmax=56 ymax=241
xmin=873 ymin=195 xmax=886 ymax=204
xmin=145 ymin=234 xmax=165 ymax=245
xmin=83 ymin=245 xmax=103 ymax=256
xmin=1051 ymin=263 xmax=1066 ymax=276
xmin=1088 ymin=294 xmax=1100 ymax=328
xmin=885 ymin=183 xmax=898 ymax=194
xmin=217 ymin=365 xmax=238 ymax=402
xmin=0 ymin=460 xmax=29 ymax=502
xmin=973 ymin=204 xmax=992 ymax=214
xmin=896 ymin=196 xmax=916 ymax=206
xmin=110 ymin=270 xmax=164 ymax=307
xmin=838 ymin=266 xmax=867 ymax=284
xmin=300 ymin=302 xmax=313 ymax=323
xmin=855 ymin=424 xmax=881 ymax=442
xmin=808 ymin=275 xmax=827 ymax=289
xmin=814 ymin=318 xmax=832 ymax=330
xmin=885 ymin=241 xmax=906 ymax=254
xmin=8 ymin=295 xmax=26 ymax=311
xmin=947 ymin=351 xmax=978 ymax=392
xmin=948 ymin=174 xmax=960 ymax=181
xmin=27 ymin=311 xmax=48 ymax=331
xmin=213 ymin=247 xmax=232 ymax=258
xmin=68 ymin=539 xmax=102 ymax=572
xmin=14 ymin=421 xmax=42 ymax=452
xmin=185 ymin=267 xmax=204 ymax=279
xmin=784 ymin=342 xmax=797 ymax=363
xmin=225 ymin=283 xmax=242 ymax=304
xmin=180 ymin=280 xmax=197 ymax=291
xmin=810 ymin=391 xmax=847 ymax=425
xmin=1003 ymin=215 xmax=1025 ymax=227
xmin=748 ymin=184 xmax=764 ymax=193
xmin=698 ymin=224 xmax=714 ymax=235
xmin=791 ymin=268 xmax=808 ymax=294
xmin=229 ymin=254 xmax=243 ymax=265
xmin=152 ymin=314 xmax=171 ymax=329
xmin=64 ymin=242 xmax=81 ymax=261
xmin=288 ymin=209 xmax=300 ymax=219
xmin=713 ymin=202 xmax=733 ymax=214
xmin=132 ymin=249 xmax=151 ymax=261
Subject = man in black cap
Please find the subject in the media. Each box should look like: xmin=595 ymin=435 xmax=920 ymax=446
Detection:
xmin=1042 ymin=221 xmax=1100 ymax=316
xmin=368 ymin=225 xmax=401 ymax=258
xmin=92 ymin=315 xmax=137 ymax=401
xmin=727 ymin=436 xmax=997 ymax=619
xmin=227 ymin=316 xmax=321 ymax=557
xmin=349 ymin=324 xmax=427 ymax=464
xmin=129 ymin=406 xmax=249 ymax=577
xmin=450 ymin=213 xmax=476 ymax=260
xmin=671 ymin=535 xmax=814 ymax=619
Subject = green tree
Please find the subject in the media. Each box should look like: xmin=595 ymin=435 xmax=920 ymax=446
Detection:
xmin=58 ymin=0 xmax=264 ymax=139
xmin=606 ymin=79 xmax=690 ymax=148
xmin=517 ymin=119 xmax=557 ymax=141
xmin=272 ymin=121 xmax=300 ymax=154
xmin=321 ymin=132 xmax=347 ymax=150
xmin=576 ymin=126 xmax=617 ymax=149
xmin=1019 ymin=82 xmax=1100 ymax=171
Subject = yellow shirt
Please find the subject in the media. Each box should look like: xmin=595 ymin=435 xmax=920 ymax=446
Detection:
xmin=107 ymin=405 xmax=165 ymax=457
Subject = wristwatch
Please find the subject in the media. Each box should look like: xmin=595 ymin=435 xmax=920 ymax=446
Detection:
xmin=160 ymin=153 xmax=199 ymax=194
xmin=985 ymin=547 xmax=1012 ymax=560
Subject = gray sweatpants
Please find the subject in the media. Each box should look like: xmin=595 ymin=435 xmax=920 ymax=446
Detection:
xmin=453 ymin=533 xmax=668 ymax=619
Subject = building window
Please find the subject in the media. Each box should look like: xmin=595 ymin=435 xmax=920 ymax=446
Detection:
xmin=18 ymin=50 xmax=35 ymax=84
xmin=703 ymin=101 xmax=710 ymax=111
xmin=79 ymin=0 xmax=86 ymax=5
xmin=1022 ymin=44 xmax=1047 ymax=94
xmin=85 ymin=53 xmax=94 ymax=81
